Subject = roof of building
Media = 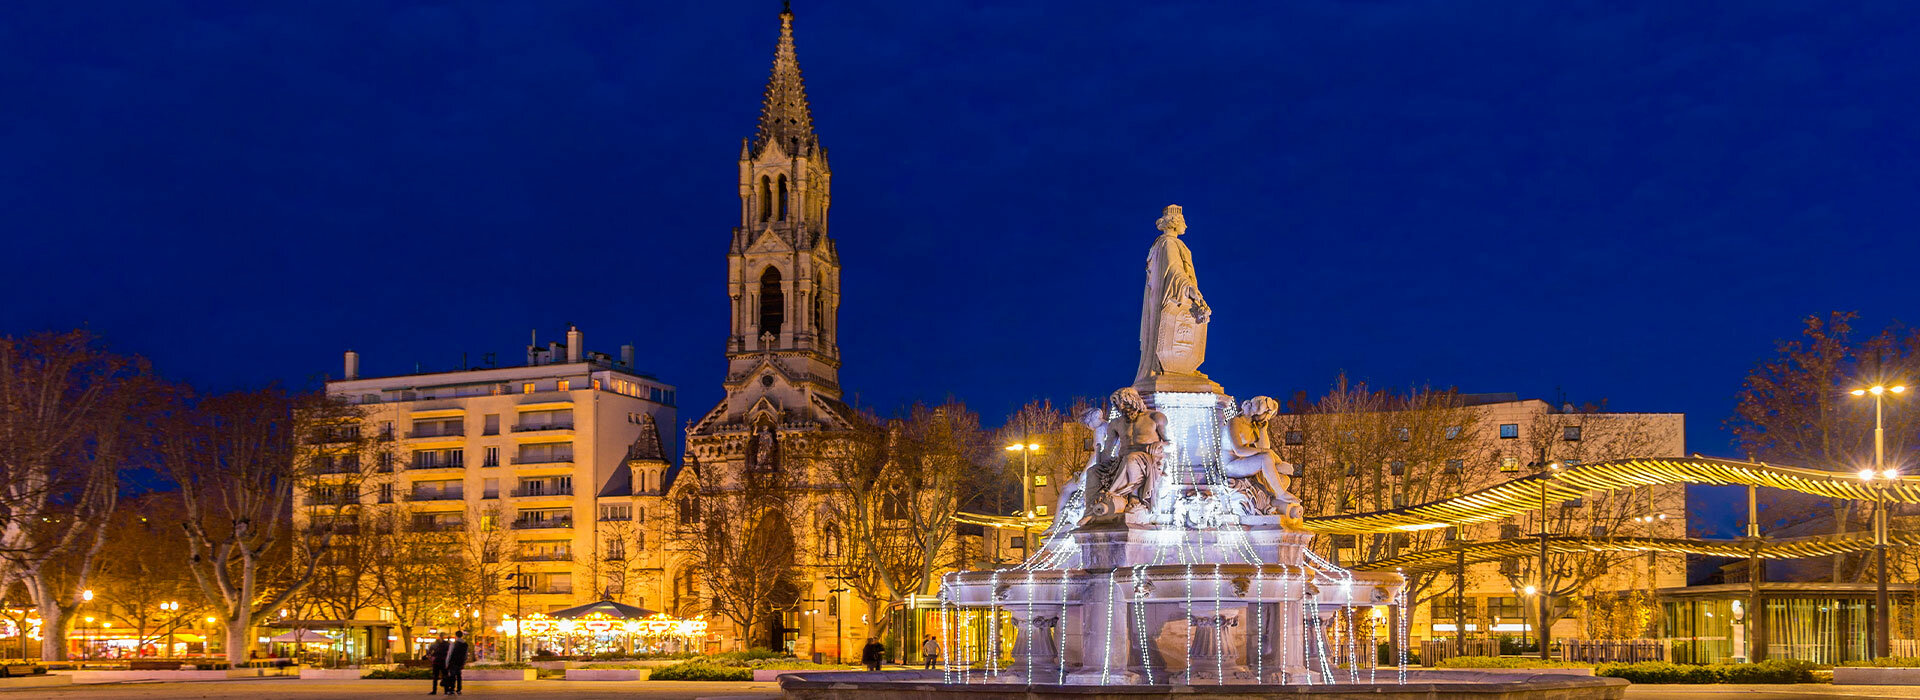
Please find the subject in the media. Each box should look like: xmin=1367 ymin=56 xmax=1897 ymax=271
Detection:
xmin=751 ymin=6 xmax=818 ymax=159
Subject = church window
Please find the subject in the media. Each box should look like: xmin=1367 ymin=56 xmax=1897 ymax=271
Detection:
xmin=776 ymin=174 xmax=789 ymax=220
xmin=758 ymin=267 xmax=784 ymax=336
xmin=759 ymin=176 xmax=772 ymax=221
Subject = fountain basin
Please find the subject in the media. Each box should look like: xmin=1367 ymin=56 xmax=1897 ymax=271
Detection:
xmin=779 ymin=670 xmax=1628 ymax=700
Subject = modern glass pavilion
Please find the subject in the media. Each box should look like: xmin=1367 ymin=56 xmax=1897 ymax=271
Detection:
xmin=1661 ymin=582 xmax=1920 ymax=665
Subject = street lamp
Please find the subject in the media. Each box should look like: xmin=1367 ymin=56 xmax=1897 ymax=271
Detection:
xmin=804 ymin=609 xmax=818 ymax=661
xmin=1005 ymin=442 xmax=1043 ymax=560
xmin=1851 ymin=383 xmax=1906 ymax=659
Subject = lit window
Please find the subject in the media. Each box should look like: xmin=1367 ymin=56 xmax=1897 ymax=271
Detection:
xmin=1036 ymin=505 xmax=1049 ymax=516
xmin=1498 ymin=424 xmax=1519 ymax=439
xmin=1033 ymin=475 xmax=1048 ymax=487
xmin=1500 ymin=457 xmax=1519 ymax=473
xmin=522 ymin=383 xmax=535 ymax=394
xmin=557 ymin=380 xmax=571 ymax=392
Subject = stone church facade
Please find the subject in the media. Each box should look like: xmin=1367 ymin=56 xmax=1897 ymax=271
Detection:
xmin=668 ymin=5 xmax=866 ymax=658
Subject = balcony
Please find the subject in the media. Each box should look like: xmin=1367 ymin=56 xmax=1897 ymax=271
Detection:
xmin=511 ymin=455 xmax=573 ymax=466
xmin=511 ymin=518 xmax=574 ymax=530
xmin=310 ymin=429 xmax=361 ymax=444
xmin=530 ymin=586 xmax=573 ymax=596
xmin=515 ymin=552 xmax=573 ymax=562
xmin=511 ymin=486 xmax=574 ymax=498
xmin=304 ymin=494 xmax=358 ymax=507
xmin=311 ymin=462 xmax=361 ymax=476
xmin=412 ymin=520 xmax=466 ymax=532
xmin=512 ymin=423 xmax=575 ymax=434
xmin=406 ymin=427 xmax=466 ymax=440
xmin=408 ymin=490 xmax=465 ymax=502
xmin=409 ymin=458 xmax=465 ymax=470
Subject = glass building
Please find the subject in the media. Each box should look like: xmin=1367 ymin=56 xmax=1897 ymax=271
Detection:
xmin=1660 ymin=583 xmax=1918 ymax=665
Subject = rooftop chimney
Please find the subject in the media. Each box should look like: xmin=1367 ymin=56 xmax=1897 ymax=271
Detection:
xmin=620 ymin=344 xmax=635 ymax=368
xmin=566 ymin=326 xmax=584 ymax=364
xmin=343 ymin=350 xmax=360 ymax=380
xmin=527 ymin=329 xmax=540 ymax=366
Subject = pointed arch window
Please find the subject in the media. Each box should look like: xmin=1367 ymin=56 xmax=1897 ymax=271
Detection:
xmin=776 ymin=174 xmax=789 ymax=221
xmin=758 ymin=267 xmax=784 ymax=337
xmin=759 ymin=176 xmax=772 ymax=222
xmin=812 ymin=274 xmax=826 ymax=339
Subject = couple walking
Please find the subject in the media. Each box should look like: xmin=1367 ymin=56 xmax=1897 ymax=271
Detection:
xmin=425 ymin=630 xmax=471 ymax=695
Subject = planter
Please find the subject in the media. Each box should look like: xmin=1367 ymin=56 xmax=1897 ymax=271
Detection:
xmin=1835 ymin=667 xmax=1920 ymax=685
xmin=565 ymin=668 xmax=650 ymax=680
xmin=754 ymin=668 xmax=858 ymax=682
xmin=1437 ymin=666 xmax=1595 ymax=676
xmin=298 ymin=668 xmax=365 ymax=680
xmin=461 ymin=668 xmax=536 ymax=681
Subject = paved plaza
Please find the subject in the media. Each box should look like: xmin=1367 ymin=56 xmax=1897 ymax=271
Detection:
xmin=12 ymin=678 xmax=1920 ymax=699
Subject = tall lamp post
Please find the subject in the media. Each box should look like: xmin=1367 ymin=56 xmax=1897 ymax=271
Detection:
xmin=1004 ymin=442 xmax=1042 ymax=560
xmin=79 ymin=589 xmax=93 ymax=662
xmin=1851 ymin=383 xmax=1905 ymax=660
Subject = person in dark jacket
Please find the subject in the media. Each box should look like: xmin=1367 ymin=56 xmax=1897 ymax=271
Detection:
xmin=424 ymin=634 xmax=449 ymax=695
xmin=860 ymin=638 xmax=885 ymax=671
xmin=442 ymin=631 xmax=470 ymax=695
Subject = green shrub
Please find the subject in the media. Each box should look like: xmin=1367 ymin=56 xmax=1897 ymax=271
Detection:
xmin=649 ymin=661 xmax=753 ymax=681
xmin=707 ymin=648 xmax=790 ymax=665
xmin=363 ymin=668 xmax=433 ymax=680
xmin=1841 ymin=656 xmax=1920 ymax=668
xmin=1376 ymin=643 xmax=1420 ymax=666
xmin=1434 ymin=656 xmax=1593 ymax=669
xmin=1596 ymin=659 xmax=1815 ymax=684
xmin=469 ymin=662 xmax=531 ymax=670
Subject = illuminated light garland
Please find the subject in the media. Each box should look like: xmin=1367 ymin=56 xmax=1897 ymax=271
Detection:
xmin=1058 ymin=572 xmax=1070 ymax=685
xmin=1102 ymin=570 xmax=1118 ymax=685
xmin=1396 ymin=569 xmax=1409 ymax=685
xmin=1024 ymin=571 xmax=1036 ymax=683
xmin=1183 ymin=562 xmax=1195 ymax=683
xmin=1308 ymin=592 xmax=1333 ymax=683
xmin=1345 ymin=604 xmax=1359 ymax=683
xmin=1131 ymin=565 xmax=1154 ymax=685
xmin=1253 ymin=573 xmax=1265 ymax=683
xmin=1213 ymin=563 xmax=1225 ymax=684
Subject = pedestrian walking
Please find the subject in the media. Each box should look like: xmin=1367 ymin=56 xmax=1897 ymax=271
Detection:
xmin=442 ymin=631 xmax=470 ymax=695
xmin=861 ymin=637 xmax=885 ymax=671
xmin=921 ymin=634 xmax=941 ymax=670
xmin=424 ymin=634 xmax=449 ymax=695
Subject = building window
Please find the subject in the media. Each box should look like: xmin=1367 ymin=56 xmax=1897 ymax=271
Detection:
xmin=759 ymin=175 xmax=772 ymax=221
xmin=758 ymin=267 xmax=784 ymax=336
xmin=1488 ymin=597 xmax=1525 ymax=620
xmin=1036 ymin=505 xmax=1049 ymax=516
xmin=483 ymin=446 xmax=499 ymax=467
xmin=1033 ymin=474 xmax=1048 ymax=487
xmin=522 ymin=382 xmax=536 ymax=394
xmin=1284 ymin=430 xmax=1305 ymax=445
xmin=1564 ymin=497 xmax=1584 ymax=508
xmin=1500 ymin=456 xmax=1519 ymax=473
xmin=600 ymin=504 xmax=632 ymax=521
xmin=1444 ymin=426 xmax=1461 ymax=440
xmin=484 ymin=414 xmax=499 ymax=435
xmin=1498 ymin=424 xmax=1519 ymax=439
xmin=557 ymin=379 xmax=571 ymax=392
xmin=378 ymin=483 xmax=394 ymax=504
xmin=776 ymin=174 xmax=789 ymax=220
xmin=1010 ymin=536 xmax=1026 ymax=550
xmin=1395 ymin=427 xmax=1410 ymax=442
xmin=1389 ymin=460 xmax=1406 ymax=476
xmin=1444 ymin=459 xmax=1463 ymax=474
xmin=1563 ymin=426 xmax=1582 ymax=441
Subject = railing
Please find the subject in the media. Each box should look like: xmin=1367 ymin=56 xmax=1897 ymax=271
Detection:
xmin=412 ymin=521 xmax=466 ymax=532
xmin=598 ymin=514 xmax=633 ymax=522
xmin=515 ymin=552 xmax=572 ymax=562
xmin=512 ymin=423 xmax=575 ymax=433
xmin=1560 ymin=639 xmax=1665 ymax=663
xmin=1419 ymin=638 xmax=1502 ymax=665
xmin=533 ymin=586 xmax=573 ymax=595
xmin=409 ymin=459 xmax=465 ymax=470
xmin=408 ymin=491 xmax=465 ymax=502
xmin=311 ymin=463 xmax=361 ymax=475
xmin=406 ymin=427 xmax=465 ymax=439
xmin=511 ymin=519 xmax=574 ymax=530
xmin=511 ymin=487 xmax=574 ymax=498
xmin=304 ymin=495 xmax=358 ymax=507
xmin=511 ymin=455 xmax=573 ymax=465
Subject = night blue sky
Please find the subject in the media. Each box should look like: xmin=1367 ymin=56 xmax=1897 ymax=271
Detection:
xmin=5 ymin=2 xmax=1919 ymax=531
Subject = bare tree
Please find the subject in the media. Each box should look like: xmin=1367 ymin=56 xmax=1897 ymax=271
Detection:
xmin=1278 ymin=375 xmax=1491 ymax=639
xmin=0 ymin=330 xmax=152 ymax=660
xmin=92 ymin=495 xmax=206 ymax=657
xmin=818 ymin=402 xmax=984 ymax=640
xmin=366 ymin=506 xmax=458 ymax=655
xmin=160 ymin=389 xmax=354 ymax=665
xmin=1729 ymin=311 xmax=1920 ymax=581
xmin=668 ymin=460 xmax=799 ymax=650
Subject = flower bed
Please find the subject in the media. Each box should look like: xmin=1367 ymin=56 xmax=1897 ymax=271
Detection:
xmin=1596 ymin=659 xmax=1815 ymax=684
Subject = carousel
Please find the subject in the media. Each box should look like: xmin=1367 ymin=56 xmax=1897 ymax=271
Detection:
xmin=499 ymin=600 xmax=707 ymax=657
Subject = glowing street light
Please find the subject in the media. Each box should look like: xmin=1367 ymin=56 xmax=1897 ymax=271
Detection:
xmin=1852 ymin=383 xmax=1906 ymax=659
xmin=1006 ymin=441 xmax=1043 ymax=561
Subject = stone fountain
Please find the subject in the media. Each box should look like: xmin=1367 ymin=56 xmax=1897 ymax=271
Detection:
xmin=936 ymin=204 xmax=1404 ymax=686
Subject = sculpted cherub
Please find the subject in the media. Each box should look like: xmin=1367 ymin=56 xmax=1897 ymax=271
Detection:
xmin=1052 ymin=406 xmax=1118 ymax=525
xmin=1221 ymin=396 xmax=1296 ymax=515
xmin=1103 ymin=388 xmax=1168 ymax=514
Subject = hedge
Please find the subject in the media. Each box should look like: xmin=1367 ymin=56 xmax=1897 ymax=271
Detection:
xmin=1841 ymin=656 xmax=1920 ymax=668
xmin=649 ymin=661 xmax=753 ymax=681
xmin=1434 ymin=656 xmax=1593 ymax=669
xmin=1596 ymin=659 xmax=1815 ymax=684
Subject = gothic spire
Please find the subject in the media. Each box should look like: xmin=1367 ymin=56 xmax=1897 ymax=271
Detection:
xmin=753 ymin=4 xmax=816 ymax=157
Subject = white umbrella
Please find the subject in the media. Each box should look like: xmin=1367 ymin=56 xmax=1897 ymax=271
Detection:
xmin=269 ymin=629 xmax=332 ymax=644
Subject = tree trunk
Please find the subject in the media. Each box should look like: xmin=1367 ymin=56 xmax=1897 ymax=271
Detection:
xmin=225 ymin=615 xmax=253 ymax=666
xmin=28 ymin=576 xmax=69 ymax=662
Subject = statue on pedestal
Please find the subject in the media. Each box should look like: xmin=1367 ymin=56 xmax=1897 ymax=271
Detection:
xmin=1103 ymin=388 xmax=1168 ymax=515
xmin=1135 ymin=205 xmax=1221 ymax=394
xmin=1221 ymin=396 xmax=1297 ymax=516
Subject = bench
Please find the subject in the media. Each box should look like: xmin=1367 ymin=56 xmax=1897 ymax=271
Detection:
xmin=127 ymin=661 xmax=184 ymax=671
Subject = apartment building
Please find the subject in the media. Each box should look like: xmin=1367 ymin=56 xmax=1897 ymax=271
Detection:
xmin=304 ymin=326 xmax=678 ymax=615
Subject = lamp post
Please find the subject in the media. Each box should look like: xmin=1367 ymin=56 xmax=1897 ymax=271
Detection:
xmin=1533 ymin=461 xmax=1559 ymax=660
xmin=1851 ymin=383 xmax=1905 ymax=660
xmin=160 ymin=601 xmax=179 ymax=658
xmin=506 ymin=567 xmax=530 ymax=663
xmin=1004 ymin=442 xmax=1042 ymax=560
xmin=804 ymin=609 xmax=818 ymax=661
xmin=80 ymin=589 xmax=93 ymax=662
xmin=827 ymin=575 xmax=851 ymax=663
